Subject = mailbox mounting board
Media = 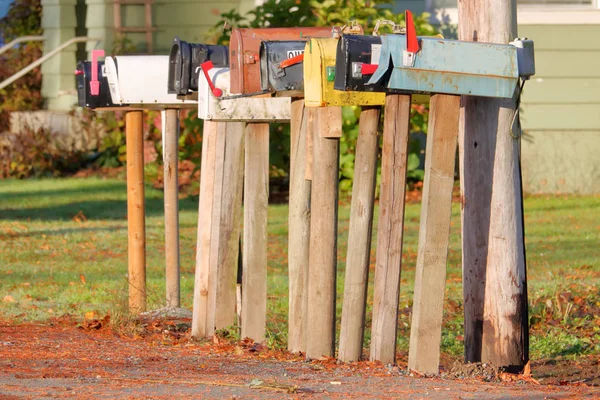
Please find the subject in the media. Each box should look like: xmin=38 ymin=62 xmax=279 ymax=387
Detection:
xmin=369 ymin=35 xmax=519 ymax=98
xmin=229 ymin=27 xmax=333 ymax=94
xmin=105 ymin=55 xmax=197 ymax=109
xmin=198 ymin=67 xmax=291 ymax=122
xmin=304 ymin=37 xmax=385 ymax=107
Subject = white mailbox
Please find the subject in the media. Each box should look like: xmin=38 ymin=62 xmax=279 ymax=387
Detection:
xmin=104 ymin=55 xmax=196 ymax=109
xmin=197 ymin=65 xmax=291 ymax=122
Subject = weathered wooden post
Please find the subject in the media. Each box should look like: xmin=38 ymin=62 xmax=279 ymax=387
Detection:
xmin=369 ymin=93 xmax=411 ymax=364
xmin=192 ymin=50 xmax=293 ymax=338
xmin=459 ymin=0 xmax=530 ymax=369
xmin=408 ymin=94 xmax=460 ymax=373
xmin=287 ymin=98 xmax=312 ymax=352
xmin=304 ymin=34 xmax=385 ymax=361
xmin=235 ymin=28 xmax=331 ymax=344
xmin=305 ymin=106 xmax=341 ymax=358
xmin=125 ymin=110 xmax=147 ymax=313
xmin=363 ymin=10 xmax=535 ymax=372
xmin=162 ymin=109 xmax=180 ymax=309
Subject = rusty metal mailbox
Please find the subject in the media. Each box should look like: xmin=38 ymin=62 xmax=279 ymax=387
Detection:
xmin=168 ymin=36 xmax=229 ymax=95
xmin=259 ymin=40 xmax=307 ymax=97
xmin=229 ymin=27 xmax=332 ymax=94
xmin=304 ymin=37 xmax=385 ymax=107
xmin=75 ymin=50 xmax=121 ymax=109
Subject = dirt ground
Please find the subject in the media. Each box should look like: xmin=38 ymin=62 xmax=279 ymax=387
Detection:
xmin=1 ymin=317 xmax=599 ymax=399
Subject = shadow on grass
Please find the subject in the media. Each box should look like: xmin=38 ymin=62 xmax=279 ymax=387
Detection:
xmin=0 ymin=226 xmax=126 ymax=239
xmin=0 ymin=198 xmax=199 ymax=221
xmin=0 ymin=181 xmax=126 ymax=202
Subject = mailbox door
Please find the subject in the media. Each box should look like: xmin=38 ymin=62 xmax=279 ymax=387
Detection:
xmin=230 ymin=27 xmax=332 ymax=94
xmin=304 ymin=38 xmax=385 ymax=107
xmin=76 ymin=61 xmax=118 ymax=109
xmin=334 ymin=34 xmax=388 ymax=93
xmin=169 ymin=37 xmax=229 ymax=95
xmin=259 ymin=41 xmax=306 ymax=96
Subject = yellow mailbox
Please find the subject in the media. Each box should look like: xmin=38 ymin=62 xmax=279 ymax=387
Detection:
xmin=304 ymin=38 xmax=385 ymax=108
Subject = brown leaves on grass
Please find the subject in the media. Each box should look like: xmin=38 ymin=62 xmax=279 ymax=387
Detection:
xmin=78 ymin=314 xmax=110 ymax=331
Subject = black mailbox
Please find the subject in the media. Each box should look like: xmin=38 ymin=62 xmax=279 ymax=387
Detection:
xmin=334 ymin=35 xmax=389 ymax=93
xmin=75 ymin=60 xmax=119 ymax=109
xmin=168 ymin=36 xmax=229 ymax=95
xmin=259 ymin=41 xmax=306 ymax=96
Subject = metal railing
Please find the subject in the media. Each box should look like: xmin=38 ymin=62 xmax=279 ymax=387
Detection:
xmin=0 ymin=36 xmax=102 ymax=91
xmin=0 ymin=35 xmax=45 ymax=57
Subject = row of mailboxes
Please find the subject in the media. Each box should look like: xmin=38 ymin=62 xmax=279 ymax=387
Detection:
xmin=76 ymin=15 xmax=535 ymax=113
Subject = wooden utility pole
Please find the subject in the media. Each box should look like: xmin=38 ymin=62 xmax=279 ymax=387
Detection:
xmin=241 ymin=122 xmax=269 ymax=342
xmin=408 ymin=94 xmax=460 ymax=374
xmin=125 ymin=110 xmax=146 ymax=313
xmin=304 ymin=107 xmax=341 ymax=359
xmin=459 ymin=0 xmax=528 ymax=369
xmin=338 ymin=106 xmax=380 ymax=362
xmin=163 ymin=109 xmax=180 ymax=309
xmin=370 ymin=94 xmax=411 ymax=364
xmin=287 ymin=98 xmax=312 ymax=353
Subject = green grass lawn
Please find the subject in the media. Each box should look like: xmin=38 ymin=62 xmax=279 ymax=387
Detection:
xmin=1 ymin=177 xmax=599 ymax=360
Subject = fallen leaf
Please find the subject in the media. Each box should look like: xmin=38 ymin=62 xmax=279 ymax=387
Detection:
xmin=80 ymin=274 xmax=86 ymax=285
xmin=85 ymin=311 xmax=96 ymax=320
xmin=3 ymin=295 xmax=15 ymax=303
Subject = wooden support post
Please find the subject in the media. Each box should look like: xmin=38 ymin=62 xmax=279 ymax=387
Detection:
xmin=192 ymin=121 xmax=244 ymax=338
xmin=459 ymin=0 xmax=528 ymax=370
xmin=305 ymin=107 xmax=341 ymax=359
xmin=241 ymin=122 xmax=269 ymax=342
xmin=338 ymin=106 xmax=380 ymax=362
xmin=125 ymin=110 xmax=146 ymax=313
xmin=214 ymin=122 xmax=244 ymax=330
xmin=163 ymin=109 xmax=180 ymax=309
xmin=192 ymin=120 xmax=219 ymax=338
xmin=408 ymin=95 xmax=460 ymax=374
xmin=288 ymin=98 xmax=312 ymax=353
xmin=369 ymin=94 xmax=411 ymax=364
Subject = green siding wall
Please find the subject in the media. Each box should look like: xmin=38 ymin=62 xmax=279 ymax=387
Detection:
xmin=519 ymin=24 xmax=600 ymax=194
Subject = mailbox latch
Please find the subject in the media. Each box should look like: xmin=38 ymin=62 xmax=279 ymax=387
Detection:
xmin=244 ymin=53 xmax=258 ymax=64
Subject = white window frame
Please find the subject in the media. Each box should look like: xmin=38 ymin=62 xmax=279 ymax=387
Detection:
xmin=427 ymin=1 xmax=600 ymax=25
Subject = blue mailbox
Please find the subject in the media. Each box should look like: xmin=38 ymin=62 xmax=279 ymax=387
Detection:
xmin=365 ymin=11 xmax=535 ymax=99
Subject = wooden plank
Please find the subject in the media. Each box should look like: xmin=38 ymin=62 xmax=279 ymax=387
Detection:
xmin=241 ymin=122 xmax=269 ymax=342
xmin=163 ymin=109 xmax=180 ymax=309
xmin=319 ymin=107 xmax=343 ymax=138
xmin=287 ymin=98 xmax=312 ymax=353
xmin=521 ymin=104 xmax=600 ymax=130
xmin=369 ymin=94 xmax=411 ymax=364
xmin=304 ymin=108 xmax=315 ymax=181
xmin=214 ymin=122 xmax=245 ymax=330
xmin=305 ymin=107 xmax=340 ymax=359
xmin=125 ymin=110 xmax=146 ymax=313
xmin=338 ymin=106 xmax=380 ymax=362
xmin=144 ymin=2 xmax=153 ymax=53
xmin=459 ymin=0 xmax=528 ymax=370
xmin=521 ymin=78 xmax=600 ymax=104
xmin=191 ymin=120 xmax=218 ymax=338
xmin=533 ymin=51 xmax=600 ymax=78
xmin=519 ymin=25 xmax=600 ymax=51
xmin=408 ymin=94 xmax=460 ymax=374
